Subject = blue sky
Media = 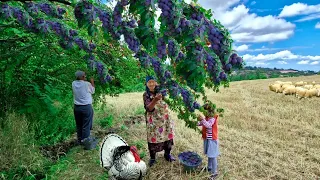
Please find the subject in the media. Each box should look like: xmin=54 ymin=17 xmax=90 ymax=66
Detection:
xmin=198 ymin=0 xmax=320 ymax=71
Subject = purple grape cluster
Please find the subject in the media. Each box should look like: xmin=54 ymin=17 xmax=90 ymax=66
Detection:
xmin=74 ymin=37 xmax=89 ymax=51
xmin=124 ymin=30 xmax=140 ymax=53
xmin=175 ymin=52 xmax=185 ymax=63
xmin=74 ymin=3 xmax=83 ymax=20
xmin=158 ymin=0 xmax=182 ymax=36
xmin=168 ymin=39 xmax=178 ymax=58
xmin=145 ymin=0 xmax=151 ymax=6
xmin=38 ymin=3 xmax=52 ymax=15
xmin=86 ymin=54 xmax=95 ymax=70
xmin=193 ymin=102 xmax=200 ymax=109
xmin=228 ymin=53 xmax=243 ymax=66
xmin=69 ymin=29 xmax=78 ymax=37
xmin=207 ymin=22 xmax=224 ymax=57
xmin=25 ymin=2 xmax=38 ymax=15
xmin=0 ymin=4 xmax=11 ymax=18
xmin=74 ymin=1 xmax=96 ymax=27
xmin=158 ymin=0 xmax=173 ymax=19
xmin=205 ymin=54 xmax=216 ymax=72
xmin=37 ymin=3 xmax=65 ymax=19
xmin=175 ymin=18 xmax=191 ymax=34
xmin=195 ymin=44 xmax=204 ymax=62
xmin=179 ymin=18 xmax=191 ymax=29
xmin=157 ymin=37 xmax=166 ymax=59
xmin=120 ymin=0 xmax=129 ymax=6
xmin=164 ymin=70 xmax=172 ymax=79
xmin=89 ymin=43 xmax=96 ymax=52
xmin=160 ymin=89 xmax=168 ymax=96
xmin=113 ymin=2 xmax=122 ymax=27
xmin=219 ymin=72 xmax=227 ymax=81
xmin=57 ymin=7 xmax=66 ymax=17
xmin=97 ymin=9 xmax=111 ymax=28
xmin=95 ymin=62 xmax=112 ymax=83
xmin=178 ymin=151 xmax=202 ymax=167
xmin=191 ymin=13 xmax=203 ymax=21
xmin=127 ymin=20 xmax=137 ymax=28
xmin=180 ymin=87 xmax=195 ymax=112
xmin=96 ymin=8 xmax=120 ymax=39
xmin=12 ymin=7 xmax=26 ymax=25
xmin=36 ymin=18 xmax=50 ymax=33
xmin=151 ymin=58 xmax=166 ymax=83
xmin=204 ymin=52 xmax=223 ymax=84
xmin=2 ymin=3 xmax=111 ymax=85
xmin=104 ymin=74 xmax=113 ymax=83
xmin=222 ymin=53 xmax=243 ymax=73
xmin=96 ymin=61 xmax=105 ymax=78
xmin=134 ymin=50 xmax=151 ymax=68
xmin=166 ymin=81 xmax=179 ymax=98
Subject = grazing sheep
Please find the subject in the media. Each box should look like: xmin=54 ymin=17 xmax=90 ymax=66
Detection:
xmin=295 ymin=87 xmax=307 ymax=99
xmin=280 ymin=84 xmax=292 ymax=93
xmin=314 ymin=84 xmax=320 ymax=89
xmin=305 ymin=88 xmax=318 ymax=98
xmin=269 ymin=83 xmax=282 ymax=92
xmin=294 ymin=81 xmax=304 ymax=86
xmin=283 ymin=85 xmax=296 ymax=95
xmin=317 ymin=89 xmax=320 ymax=97
xmin=304 ymin=85 xmax=313 ymax=90
xmin=281 ymin=81 xmax=293 ymax=86
xmin=312 ymin=81 xmax=316 ymax=85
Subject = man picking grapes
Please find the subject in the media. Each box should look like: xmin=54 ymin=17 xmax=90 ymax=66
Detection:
xmin=72 ymin=71 xmax=97 ymax=149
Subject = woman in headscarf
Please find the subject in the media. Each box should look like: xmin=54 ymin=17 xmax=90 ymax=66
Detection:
xmin=143 ymin=76 xmax=175 ymax=167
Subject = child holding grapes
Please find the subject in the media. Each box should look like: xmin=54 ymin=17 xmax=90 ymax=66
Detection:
xmin=197 ymin=103 xmax=219 ymax=179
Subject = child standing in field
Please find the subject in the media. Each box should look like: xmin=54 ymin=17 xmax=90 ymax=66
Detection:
xmin=197 ymin=103 xmax=219 ymax=180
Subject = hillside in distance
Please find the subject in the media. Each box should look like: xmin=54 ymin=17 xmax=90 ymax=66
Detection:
xmin=229 ymin=66 xmax=319 ymax=81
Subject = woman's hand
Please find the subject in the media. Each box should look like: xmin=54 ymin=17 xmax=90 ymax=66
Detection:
xmin=154 ymin=93 xmax=162 ymax=101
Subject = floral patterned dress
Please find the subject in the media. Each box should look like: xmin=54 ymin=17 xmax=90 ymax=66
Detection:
xmin=143 ymin=92 xmax=174 ymax=153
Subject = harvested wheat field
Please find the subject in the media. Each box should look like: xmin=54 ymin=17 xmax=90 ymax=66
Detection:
xmin=105 ymin=75 xmax=320 ymax=180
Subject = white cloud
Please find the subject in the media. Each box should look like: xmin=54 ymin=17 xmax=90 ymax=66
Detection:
xmin=279 ymin=3 xmax=320 ymax=18
xmin=250 ymin=1 xmax=256 ymax=6
xmin=243 ymin=50 xmax=298 ymax=61
xmin=234 ymin=44 xmax=249 ymax=52
xmin=310 ymin=61 xmax=319 ymax=65
xmin=295 ymin=13 xmax=320 ymax=22
xmin=297 ymin=60 xmax=309 ymax=65
xmin=316 ymin=22 xmax=320 ymax=29
xmin=244 ymin=45 xmax=312 ymax=52
xmin=243 ymin=50 xmax=320 ymax=62
xmin=278 ymin=61 xmax=288 ymax=64
xmin=198 ymin=0 xmax=295 ymax=43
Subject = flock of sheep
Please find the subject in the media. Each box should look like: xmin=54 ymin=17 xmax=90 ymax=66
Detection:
xmin=269 ymin=80 xmax=320 ymax=99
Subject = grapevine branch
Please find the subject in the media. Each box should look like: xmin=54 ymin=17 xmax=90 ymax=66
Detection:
xmin=0 ymin=0 xmax=245 ymax=131
xmin=0 ymin=0 xmax=72 ymax=5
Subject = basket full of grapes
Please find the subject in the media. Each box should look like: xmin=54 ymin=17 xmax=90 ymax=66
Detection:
xmin=178 ymin=151 xmax=202 ymax=172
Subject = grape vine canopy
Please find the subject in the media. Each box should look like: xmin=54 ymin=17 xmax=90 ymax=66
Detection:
xmin=0 ymin=0 xmax=244 ymax=133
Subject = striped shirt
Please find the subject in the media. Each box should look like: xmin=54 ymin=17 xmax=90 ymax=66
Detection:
xmin=198 ymin=117 xmax=216 ymax=139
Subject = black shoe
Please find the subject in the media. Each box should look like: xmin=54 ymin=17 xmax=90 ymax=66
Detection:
xmin=164 ymin=154 xmax=176 ymax=162
xmin=209 ymin=173 xmax=218 ymax=180
xmin=82 ymin=137 xmax=98 ymax=150
xmin=149 ymin=159 xmax=156 ymax=167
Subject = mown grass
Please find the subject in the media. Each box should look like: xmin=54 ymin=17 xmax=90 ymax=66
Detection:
xmin=1 ymin=75 xmax=320 ymax=180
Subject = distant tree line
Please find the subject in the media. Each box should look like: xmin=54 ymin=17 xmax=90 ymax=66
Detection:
xmin=229 ymin=66 xmax=319 ymax=82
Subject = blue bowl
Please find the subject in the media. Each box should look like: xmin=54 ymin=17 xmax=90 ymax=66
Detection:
xmin=178 ymin=151 xmax=202 ymax=172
